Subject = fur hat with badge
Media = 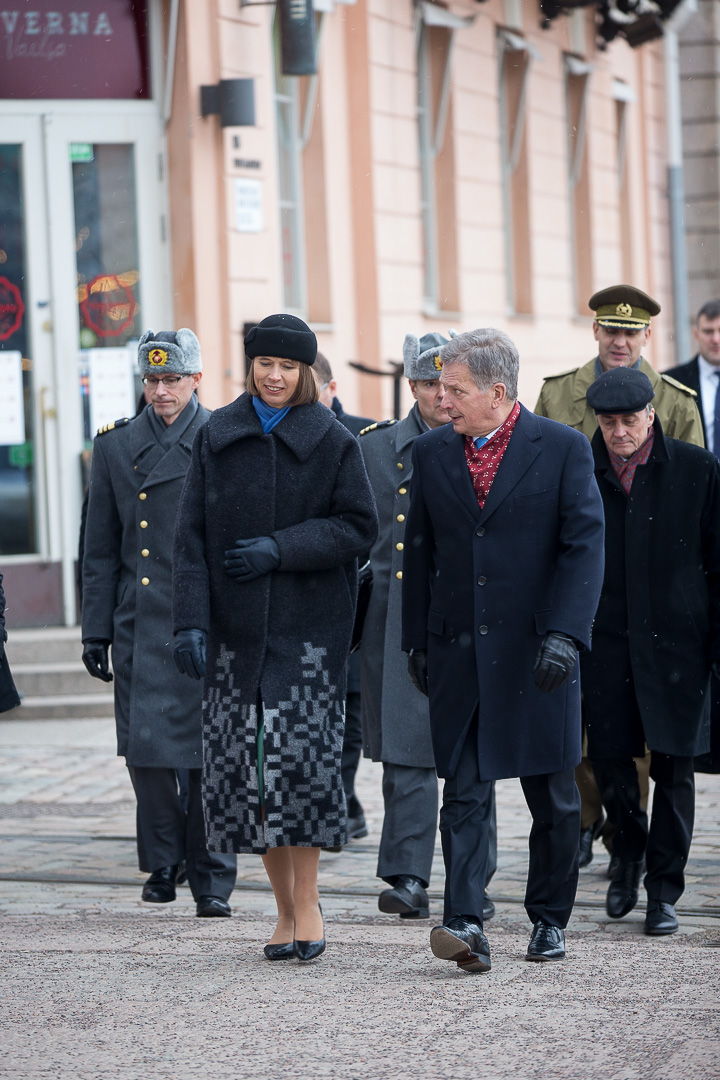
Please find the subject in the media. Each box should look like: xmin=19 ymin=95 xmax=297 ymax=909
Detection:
xmin=138 ymin=329 xmax=202 ymax=375
xmin=402 ymin=330 xmax=456 ymax=380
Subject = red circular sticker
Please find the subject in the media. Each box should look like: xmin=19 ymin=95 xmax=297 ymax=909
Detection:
xmin=80 ymin=274 xmax=136 ymax=338
xmin=0 ymin=277 xmax=25 ymax=341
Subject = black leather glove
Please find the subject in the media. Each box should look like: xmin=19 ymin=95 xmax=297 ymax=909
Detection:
xmin=533 ymin=632 xmax=578 ymax=693
xmin=712 ymin=660 xmax=720 ymax=681
xmin=407 ymin=650 xmax=429 ymax=697
xmin=224 ymin=537 xmax=280 ymax=582
xmin=173 ymin=628 xmax=207 ymax=680
xmin=82 ymin=639 xmax=113 ymax=683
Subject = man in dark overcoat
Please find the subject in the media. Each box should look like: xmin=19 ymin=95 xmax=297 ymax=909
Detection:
xmin=314 ymin=350 xmax=374 ymax=844
xmin=670 ymin=298 xmax=720 ymax=773
xmin=81 ymin=329 xmax=237 ymax=914
xmin=402 ymin=328 xmax=605 ymax=972
xmin=582 ymin=367 xmax=720 ymax=935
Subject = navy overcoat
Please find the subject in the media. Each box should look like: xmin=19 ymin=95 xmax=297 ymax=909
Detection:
xmin=401 ymin=405 xmax=605 ymax=780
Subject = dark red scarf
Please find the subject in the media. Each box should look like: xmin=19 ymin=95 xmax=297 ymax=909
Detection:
xmin=463 ymin=401 xmax=521 ymax=509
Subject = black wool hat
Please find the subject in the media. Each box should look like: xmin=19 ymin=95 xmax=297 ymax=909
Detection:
xmin=587 ymin=368 xmax=655 ymax=414
xmin=244 ymin=314 xmax=317 ymax=366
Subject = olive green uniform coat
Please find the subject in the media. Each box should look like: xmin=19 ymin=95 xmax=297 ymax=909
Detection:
xmin=535 ymin=357 xmax=704 ymax=447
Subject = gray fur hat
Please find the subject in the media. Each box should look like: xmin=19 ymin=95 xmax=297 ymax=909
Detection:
xmin=402 ymin=331 xmax=451 ymax=380
xmin=138 ymin=329 xmax=202 ymax=375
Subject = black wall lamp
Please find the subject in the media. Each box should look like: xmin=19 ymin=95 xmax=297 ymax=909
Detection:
xmin=201 ymin=78 xmax=256 ymax=126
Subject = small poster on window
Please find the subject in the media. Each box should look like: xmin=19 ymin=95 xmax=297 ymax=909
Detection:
xmin=88 ymin=348 xmax=136 ymax=436
xmin=234 ymin=178 xmax=264 ymax=233
xmin=0 ymin=351 xmax=25 ymax=447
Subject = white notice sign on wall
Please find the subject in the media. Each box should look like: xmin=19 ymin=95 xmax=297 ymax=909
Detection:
xmin=234 ymin=178 xmax=264 ymax=233
xmin=0 ymin=351 xmax=25 ymax=447
xmin=89 ymin=348 xmax=136 ymax=436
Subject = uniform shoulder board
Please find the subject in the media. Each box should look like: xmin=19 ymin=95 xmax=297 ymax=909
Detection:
xmin=96 ymin=417 xmax=131 ymax=436
xmin=660 ymin=373 xmax=697 ymax=396
xmin=359 ymin=419 xmax=397 ymax=436
xmin=542 ymin=367 xmax=580 ymax=381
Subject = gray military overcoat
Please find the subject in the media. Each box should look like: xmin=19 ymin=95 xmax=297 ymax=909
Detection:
xmin=82 ymin=402 xmax=210 ymax=768
xmin=359 ymin=405 xmax=436 ymax=768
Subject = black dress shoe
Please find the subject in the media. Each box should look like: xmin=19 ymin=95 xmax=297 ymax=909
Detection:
xmin=263 ymin=942 xmax=295 ymax=960
xmin=606 ymin=859 xmax=644 ymax=919
xmin=430 ymin=916 xmax=491 ymax=973
xmin=294 ymin=904 xmax=325 ymax=961
xmin=141 ymin=865 xmax=179 ymax=903
xmin=379 ymin=875 xmax=430 ymax=919
xmin=644 ymin=900 xmax=678 ymax=936
xmin=526 ymin=920 xmax=566 ymax=961
xmin=578 ymin=812 xmax=607 ymax=869
xmin=483 ymin=891 xmax=495 ymax=921
xmin=196 ymin=895 xmax=232 ymax=917
xmin=347 ymin=813 xmax=368 ymax=840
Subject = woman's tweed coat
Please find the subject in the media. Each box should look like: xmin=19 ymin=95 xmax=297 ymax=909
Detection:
xmin=173 ymin=394 xmax=378 ymax=854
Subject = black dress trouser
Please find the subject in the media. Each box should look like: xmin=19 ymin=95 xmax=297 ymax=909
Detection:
xmin=591 ymin=753 xmax=695 ymax=905
xmin=128 ymin=766 xmax=237 ymax=901
xmin=440 ymin=719 xmax=580 ymax=928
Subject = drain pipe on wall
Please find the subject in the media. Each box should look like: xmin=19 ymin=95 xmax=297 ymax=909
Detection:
xmin=664 ymin=0 xmax=697 ymax=365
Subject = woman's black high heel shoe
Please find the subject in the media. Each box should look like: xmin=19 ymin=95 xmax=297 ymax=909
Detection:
xmin=263 ymin=942 xmax=295 ymax=961
xmin=293 ymin=903 xmax=325 ymax=961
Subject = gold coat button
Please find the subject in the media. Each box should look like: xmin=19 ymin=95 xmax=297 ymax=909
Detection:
xmin=396 ymin=542 xmax=404 ymax=551
xmin=141 ymin=549 xmax=149 ymax=557
xmin=140 ymin=520 xmax=148 ymax=529
xmin=397 ymin=514 xmax=405 ymax=522
xmin=141 ymin=577 xmax=150 ymax=586
xmin=397 ymin=462 xmax=404 ymax=470
xmin=139 ymin=492 xmax=147 ymax=500
xmin=398 ymin=487 xmax=407 ymax=495
xmin=396 ymin=571 xmax=402 ymax=580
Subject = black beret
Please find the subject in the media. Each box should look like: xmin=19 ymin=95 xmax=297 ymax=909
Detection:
xmin=586 ymin=368 xmax=655 ymax=414
xmin=244 ymin=313 xmax=317 ymax=366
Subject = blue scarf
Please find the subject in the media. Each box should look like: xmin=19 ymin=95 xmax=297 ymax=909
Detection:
xmin=252 ymin=395 xmax=291 ymax=434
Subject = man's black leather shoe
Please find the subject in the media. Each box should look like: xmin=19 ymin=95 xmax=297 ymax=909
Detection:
xmin=430 ymin=916 xmax=491 ymax=973
xmin=378 ymin=875 xmax=429 ymax=919
xmin=196 ymin=896 xmax=232 ymax=917
xmin=347 ymin=813 xmax=368 ymax=840
xmin=578 ymin=812 xmax=606 ymax=869
xmin=483 ymin=891 xmax=496 ymax=921
xmin=644 ymin=900 xmax=678 ymax=936
xmin=526 ymin=920 xmax=566 ymax=961
xmin=141 ymin=865 xmax=179 ymax=903
xmin=606 ymin=859 xmax=644 ymax=919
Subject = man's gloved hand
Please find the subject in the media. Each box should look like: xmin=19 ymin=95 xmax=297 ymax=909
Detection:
xmin=224 ymin=537 xmax=280 ymax=582
xmin=712 ymin=660 xmax=720 ymax=681
xmin=173 ymin=629 xmax=207 ymax=680
xmin=82 ymin=639 xmax=113 ymax=682
xmin=407 ymin=650 xmax=429 ymax=697
xmin=533 ymin=632 xmax=578 ymax=693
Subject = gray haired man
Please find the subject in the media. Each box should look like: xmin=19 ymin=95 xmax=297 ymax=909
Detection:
xmin=81 ymin=330 xmax=237 ymax=915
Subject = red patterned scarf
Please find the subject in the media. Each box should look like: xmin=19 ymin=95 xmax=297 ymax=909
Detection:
xmin=608 ymin=430 xmax=654 ymax=496
xmin=464 ymin=401 xmax=521 ymax=509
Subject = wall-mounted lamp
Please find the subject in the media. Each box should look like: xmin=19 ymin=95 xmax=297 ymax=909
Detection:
xmin=200 ymin=78 xmax=256 ymax=127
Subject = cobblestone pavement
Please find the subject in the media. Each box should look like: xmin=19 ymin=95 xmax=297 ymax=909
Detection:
xmin=1 ymin=718 xmax=719 ymax=1080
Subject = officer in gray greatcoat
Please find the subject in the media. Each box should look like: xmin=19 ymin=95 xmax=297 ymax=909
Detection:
xmin=81 ymin=329 xmax=237 ymax=915
xmin=360 ymin=332 xmax=496 ymax=921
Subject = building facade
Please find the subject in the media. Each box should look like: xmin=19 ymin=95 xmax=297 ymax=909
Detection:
xmin=0 ymin=0 xmax=679 ymax=625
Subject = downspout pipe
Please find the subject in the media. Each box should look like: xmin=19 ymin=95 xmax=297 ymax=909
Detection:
xmin=664 ymin=0 xmax=697 ymax=365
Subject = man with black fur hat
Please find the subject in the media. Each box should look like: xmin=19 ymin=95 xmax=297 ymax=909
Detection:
xmin=535 ymin=284 xmax=705 ymax=871
xmin=81 ymin=329 xmax=237 ymax=915
xmin=359 ymin=332 xmax=495 ymax=923
xmin=582 ymin=367 xmax=720 ymax=934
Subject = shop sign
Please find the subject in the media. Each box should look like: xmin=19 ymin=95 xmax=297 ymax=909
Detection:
xmin=0 ymin=351 xmax=25 ymax=447
xmin=88 ymin=347 xmax=135 ymax=436
xmin=80 ymin=273 xmax=137 ymax=338
xmin=234 ymin=178 xmax=263 ymax=233
xmin=0 ymin=277 xmax=24 ymax=342
xmin=0 ymin=0 xmax=149 ymax=100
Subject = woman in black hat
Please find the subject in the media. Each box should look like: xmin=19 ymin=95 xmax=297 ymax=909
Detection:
xmin=172 ymin=314 xmax=377 ymax=961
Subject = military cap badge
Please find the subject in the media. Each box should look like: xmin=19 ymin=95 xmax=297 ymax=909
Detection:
xmin=148 ymin=348 xmax=169 ymax=366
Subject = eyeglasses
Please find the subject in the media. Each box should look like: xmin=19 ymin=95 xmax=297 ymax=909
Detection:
xmin=141 ymin=375 xmax=188 ymax=388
